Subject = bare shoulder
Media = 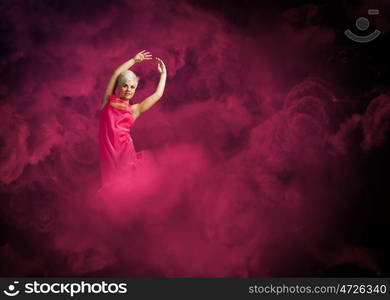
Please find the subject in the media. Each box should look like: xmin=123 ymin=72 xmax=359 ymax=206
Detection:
xmin=131 ymin=103 xmax=141 ymax=120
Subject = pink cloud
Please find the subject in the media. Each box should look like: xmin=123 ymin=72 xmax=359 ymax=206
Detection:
xmin=0 ymin=0 xmax=387 ymax=277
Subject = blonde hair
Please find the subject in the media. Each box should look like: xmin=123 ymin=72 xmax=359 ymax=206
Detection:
xmin=117 ymin=70 xmax=139 ymax=87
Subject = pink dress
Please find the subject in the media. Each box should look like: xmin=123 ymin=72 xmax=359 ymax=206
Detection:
xmin=99 ymin=94 xmax=145 ymax=185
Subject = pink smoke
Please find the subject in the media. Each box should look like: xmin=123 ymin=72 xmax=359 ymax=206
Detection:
xmin=0 ymin=0 xmax=387 ymax=276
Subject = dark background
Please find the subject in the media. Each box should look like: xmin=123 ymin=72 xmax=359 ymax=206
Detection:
xmin=189 ymin=0 xmax=390 ymax=276
xmin=0 ymin=0 xmax=389 ymax=277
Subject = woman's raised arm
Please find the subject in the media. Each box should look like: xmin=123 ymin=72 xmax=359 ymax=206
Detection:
xmin=99 ymin=50 xmax=152 ymax=110
xmin=133 ymin=57 xmax=167 ymax=118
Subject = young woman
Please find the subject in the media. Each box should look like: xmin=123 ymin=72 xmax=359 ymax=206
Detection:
xmin=99 ymin=50 xmax=167 ymax=185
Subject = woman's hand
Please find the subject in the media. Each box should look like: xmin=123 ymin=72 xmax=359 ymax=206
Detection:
xmin=155 ymin=57 xmax=167 ymax=75
xmin=133 ymin=50 xmax=152 ymax=63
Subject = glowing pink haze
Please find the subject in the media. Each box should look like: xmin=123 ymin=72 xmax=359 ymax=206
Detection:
xmin=0 ymin=0 xmax=388 ymax=276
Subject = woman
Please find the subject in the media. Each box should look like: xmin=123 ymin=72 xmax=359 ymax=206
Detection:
xmin=99 ymin=50 xmax=167 ymax=185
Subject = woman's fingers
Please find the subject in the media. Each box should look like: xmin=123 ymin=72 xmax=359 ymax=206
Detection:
xmin=156 ymin=58 xmax=165 ymax=68
xmin=137 ymin=50 xmax=151 ymax=56
xmin=157 ymin=58 xmax=165 ymax=67
xmin=155 ymin=58 xmax=161 ymax=68
xmin=141 ymin=51 xmax=152 ymax=59
xmin=154 ymin=57 xmax=166 ymax=73
xmin=135 ymin=50 xmax=153 ymax=61
xmin=143 ymin=53 xmax=153 ymax=59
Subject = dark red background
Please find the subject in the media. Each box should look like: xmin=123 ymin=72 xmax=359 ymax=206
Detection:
xmin=0 ymin=0 xmax=389 ymax=277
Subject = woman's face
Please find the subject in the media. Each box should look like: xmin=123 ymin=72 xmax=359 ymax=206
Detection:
xmin=118 ymin=79 xmax=138 ymax=101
